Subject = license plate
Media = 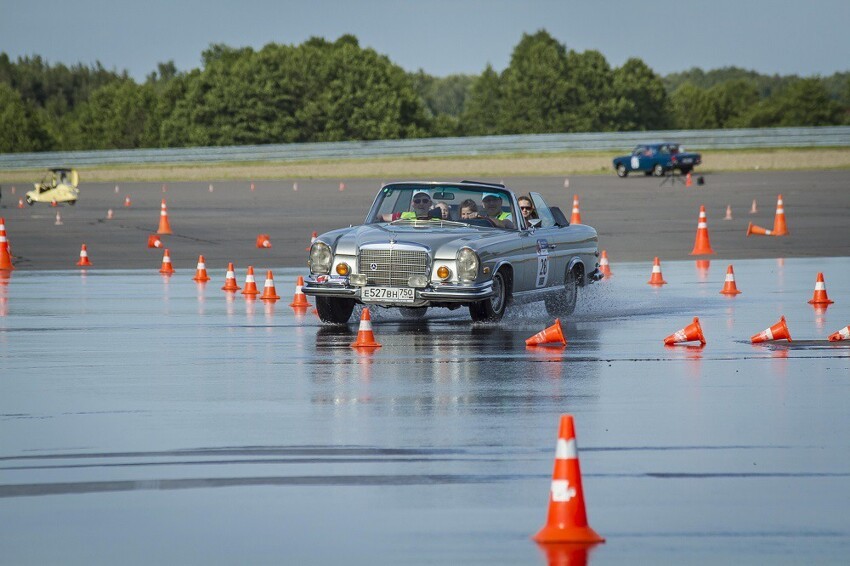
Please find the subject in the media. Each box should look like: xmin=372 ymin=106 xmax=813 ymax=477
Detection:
xmin=362 ymin=287 xmax=415 ymax=303
xmin=681 ymin=158 xmax=693 ymax=163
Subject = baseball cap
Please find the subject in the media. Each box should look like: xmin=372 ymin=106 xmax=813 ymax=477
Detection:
xmin=482 ymin=192 xmax=502 ymax=200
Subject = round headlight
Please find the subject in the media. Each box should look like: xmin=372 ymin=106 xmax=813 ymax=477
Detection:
xmin=309 ymin=241 xmax=333 ymax=274
xmin=456 ymin=247 xmax=479 ymax=282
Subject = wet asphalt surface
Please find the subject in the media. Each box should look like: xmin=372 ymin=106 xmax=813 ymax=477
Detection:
xmin=2 ymin=169 xmax=850 ymax=563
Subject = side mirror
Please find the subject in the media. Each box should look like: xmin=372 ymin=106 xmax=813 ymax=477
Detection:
xmin=550 ymin=207 xmax=569 ymax=227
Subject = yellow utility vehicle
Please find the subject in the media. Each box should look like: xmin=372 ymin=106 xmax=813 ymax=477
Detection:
xmin=26 ymin=168 xmax=80 ymax=205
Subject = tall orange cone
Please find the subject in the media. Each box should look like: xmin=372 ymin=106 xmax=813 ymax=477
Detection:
xmin=772 ymin=194 xmax=788 ymax=236
xmin=749 ymin=199 xmax=758 ymax=214
xmin=719 ymin=265 xmax=742 ymax=295
xmin=256 ymin=234 xmax=272 ymax=248
xmin=221 ymin=262 xmax=240 ymax=291
xmin=289 ymin=275 xmax=311 ymax=307
xmin=828 ymin=325 xmax=850 ymax=342
xmin=192 ymin=255 xmax=210 ymax=282
xmin=51 ymin=198 xmax=58 ymax=207
xmin=306 ymin=230 xmax=318 ymax=251
xmin=598 ymin=250 xmax=611 ymax=278
xmin=241 ymin=266 xmax=259 ymax=296
xmin=261 ymin=270 xmax=281 ymax=301
xmin=724 ymin=205 xmax=733 ymax=220
xmin=685 ymin=171 xmax=693 ymax=187
xmin=807 ymin=272 xmax=834 ymax=305
xmin=0 ymin=218 xmax=13 ymax=271
xmin=689 ymin=205 xmax=715 ymax=255
xmin=157 ymin=199 xmax=173 ymax=234
xmin=351 ymin=308 xmax=381 ymax=348
xmin=159 ymin=248 xmax=174 ymax=274
xmin=124 ymin=195 xmax=132 ymax=207
xmin=17 ymin=198 xmax=24 ymax=209
xmin=647 ymin=257 xmax=667 ymax=285
xmin=76 ymin=244 xmax=92 ymax=266
xmin=664 ymin=317 xmax=705 ymax=345
xmin=339 ymin=182 xmax=346 ymax=192
xmin=526 ymin=319 xmax=567 ymax=346
xmin=746 ymin=222 xmax=773 ymax=237
xmin=569 ymin=195 xmax=582 ymax=225
xmin=533 ymin=415 xmax=604 ymax=544
xmin=147 ymin=234 xmax=163 ymax=248
xmin=751 ymin=315 xmax=792 ymax=343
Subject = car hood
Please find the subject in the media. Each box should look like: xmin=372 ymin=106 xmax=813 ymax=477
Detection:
xmin=323 ymin=222 xmax=503 ymax=259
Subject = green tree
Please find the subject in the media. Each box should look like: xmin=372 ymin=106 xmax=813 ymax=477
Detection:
xmin=611 ymin=58 xmax=670 ymax=130
xmin=66 ymin=81 xmax=157 ymax=149
xmin=670 ymin=82 xmax=719 ymax=129
xmin=709 ymin=79 xmax=760 ymax=127
xmin=459 ymin=65 xmax=502 ymax=136
xmin=742 ymin=78 xmax=843 ymax=127
xmin=0 ymin=82 xmax=53 ymax=152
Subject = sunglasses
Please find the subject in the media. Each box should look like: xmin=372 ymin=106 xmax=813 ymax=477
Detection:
xmin=413 ymin=198 xmax=430 ymax=204
xmin=520 ymin=206 xmax=533 ymax=211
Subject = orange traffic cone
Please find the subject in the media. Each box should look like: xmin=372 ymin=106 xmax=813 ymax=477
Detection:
xmin=689 ymin=205 xmax=715 ymax=255
xmin=598 ymin=250 xmax=612 ymax=278
xmin=289 ymin=275 xmax=311 ymax=307
xmin=221 ymin=262 xmax=240 ymax=291
xmin=719 ymin=265 xmax=742 ymax=295
xmin=664 ymin=317 xmax=705 ymax=345
xmin=192 ymin=255 xmax=210 ymax=282
xmin=157 ymin=199 xmax=173 ymax=234
xmin=241 ymin=266 xmax=259 ymax=296
xmin=124 ymin=195 xmax=132 ymax=207
xmin=17 ymin=198 xmax=24 ymax=209
xmin=532 ymin=415 xmax=604 ymax=544
xmin=0 ymin=218 xmax=13 ymax=271
xmin=526 ymin=319 xmax=567 ymax=346
xmin=751 ymin=316 xmax=792 ymax=343
xmin=807 ymin=272 xmax=834 ymax=305
xmin=686 ymin=171 xmax=693 ymax=187
xmin=107 ymin=209 xmax=113 ymax=220
xmin=772 ymin=194 xmax=788 ymax=236
xmin=828 ymin=325 xmax=850 ymax=342
xmin=569 ymin=195 xmax=582 ymax=225
xmin=749 ymin=199 xmax=758 ymax=214
xmin=76 ymin=244 xmax=92 ymax=267
xmin=147 ymin=234 xmax=163 ymax=248
xmin=339 ymin=182 xmax=346 ymax=192
xmin=351 ymin=308 xmax=381 ymax=348
xmin=724 ymin=205 xmax=733 ymax=220
xmin=746 ymin=222 xmax=773 ymax=237
xmin=159 ymin=248 xmax=174 ymax=274
xmin=306 ymin=230 xmax=318 ymax=251
xmin=648 ymin=257 xmax=667 ymax=285
xmin=51 ymin=198 xmax=58 ymax=207
xmin=261 ymin=270 xmax=281 ymax=301
xmin=256 ymin=234 xmax=272 ymax=248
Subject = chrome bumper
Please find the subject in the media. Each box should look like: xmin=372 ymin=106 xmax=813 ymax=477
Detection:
xmin=303 ymin=279 xmax=494 ymax=304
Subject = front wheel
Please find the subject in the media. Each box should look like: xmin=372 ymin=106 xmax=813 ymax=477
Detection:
xmin=315 ymin=296 xmax=355 ymax=324
xmin=544 ymin=267 xmax=578 ymax=317
xmin=26 ymin=196 xmax=34 ymax=206
xmin=616 ymin=164 xmax=628 ymax=178
xmin=469 ymin=269 xmax=508 ymax=322
xmin=68 ymin=200 xmax=76 ymax=206
xmin=652 ymin=164 xmax=665 ymax=177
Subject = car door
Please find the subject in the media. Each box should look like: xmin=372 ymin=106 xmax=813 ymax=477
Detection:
xmin=628 ymin=146 xmax=645 ymax=172
xmin=520 ymin=192 xmax=570 ymax=292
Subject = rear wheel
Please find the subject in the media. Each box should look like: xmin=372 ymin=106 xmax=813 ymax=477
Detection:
xmin=68 ymin=200 xmax=76 ymax=206
xmin=315 ymin=296 xmax=355 ymax=324
xmin=616 ymin=164 xmax=628 ymax=177
xmin=469 ymin=269 xmax=508 ymax=322
xmin=26 ymin=196 xmax=34 ymax=205
xmin=544 ymin=267 xmax=578 ymax=317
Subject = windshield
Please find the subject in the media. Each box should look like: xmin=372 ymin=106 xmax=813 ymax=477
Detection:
xmin=366 ymin=184 xmax=517 ymax=230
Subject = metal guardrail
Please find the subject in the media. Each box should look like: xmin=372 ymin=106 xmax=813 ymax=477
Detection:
xmin=1 ymin=126 xmax=849 ymax=171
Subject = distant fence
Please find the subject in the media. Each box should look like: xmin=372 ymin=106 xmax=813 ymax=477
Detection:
xmin=1 ymin=126 xmax=849 ymax=171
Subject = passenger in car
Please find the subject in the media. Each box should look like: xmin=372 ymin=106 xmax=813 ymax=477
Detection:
xmin=382 ymin=191 xmax=438 ymax=221
xmin=460 ymin=199 xmax=481 ymax=219
xmin=432 ymin=201 xmax=451 ymax=220
xmin=518 ymin=195 xmax=538 ymax=229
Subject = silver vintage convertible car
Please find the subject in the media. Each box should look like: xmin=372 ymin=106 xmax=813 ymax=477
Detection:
xmin=303 ymin=181 xmax=602 ymax=323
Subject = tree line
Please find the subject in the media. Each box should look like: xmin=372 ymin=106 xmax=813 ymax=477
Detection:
xmin=2 ymin=30 xmax=849 ymax=153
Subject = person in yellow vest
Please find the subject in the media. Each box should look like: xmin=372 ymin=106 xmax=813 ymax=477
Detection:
xmin=482 ymin=193 xmax=514 ymax=228
xmin=382 ymin=191 xmax=438 ymax=221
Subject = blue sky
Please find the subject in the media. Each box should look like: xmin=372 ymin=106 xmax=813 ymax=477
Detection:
xmin=2 ymin=0 xmax=848 ymax=81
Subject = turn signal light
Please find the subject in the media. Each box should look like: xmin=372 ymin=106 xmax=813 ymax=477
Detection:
xmin=336 ymin=263 xmax=350 ymax=276
xmin=436 ymin=266 xmax=451 ymax=280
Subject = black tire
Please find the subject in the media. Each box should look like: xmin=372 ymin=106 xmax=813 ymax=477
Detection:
xmin=315 ymin=296 xmax=355 ymax=324
xmin=615 ymin=164 xmax=628 ymax=178
xmin=399 ymin=307 xmax=427 ymax=319
xmin=652 ymin=164 xmax=665 ymax=177
xmin=544 ymin=266 xmax=578 ymax=317
xmin=679 ymin=166 xmax=692 ymax=175
xmin=26 ymin=196 xmax=34 ymax=206
xmin=68 ymin=200 xmax=76 ymax=206
xmin=469 ymin=269 xmax=509 ymax=322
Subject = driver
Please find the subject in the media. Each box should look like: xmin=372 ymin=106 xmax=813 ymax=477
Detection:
xmin=481 ymin=193 xmax=514 ymax=228
xmin=382 ymin=191 xmax=438 ymax=221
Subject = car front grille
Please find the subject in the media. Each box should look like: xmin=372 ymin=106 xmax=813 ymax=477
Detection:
xmin=359 ymin=249 xmax=429 ymax=287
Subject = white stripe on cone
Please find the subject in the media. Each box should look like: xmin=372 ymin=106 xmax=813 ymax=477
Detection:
xmin=555 ymin=438 xmax=577 ymax=459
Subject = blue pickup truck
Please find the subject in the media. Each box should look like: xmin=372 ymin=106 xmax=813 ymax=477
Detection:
xmin=613 ymin=143 xmax=701 ymax=177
